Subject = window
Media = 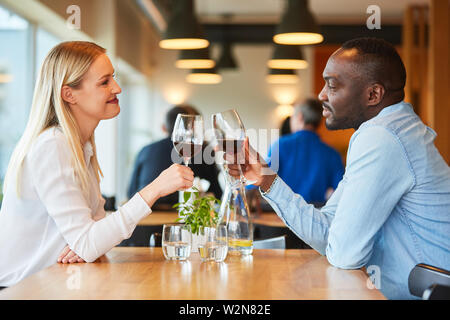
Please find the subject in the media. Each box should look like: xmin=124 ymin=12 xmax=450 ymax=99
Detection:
xmin=35 ymin=27 xmax=60 ymax=78
xmin=0 ymin=5 xmax=60 ymax=200
xmin=0 ymin=5 xmax=32 ymax=182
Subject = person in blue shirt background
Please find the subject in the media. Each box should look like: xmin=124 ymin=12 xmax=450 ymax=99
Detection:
xmin=267 ymin=99 xmax=344 ymax=206
xmin=128 ymin=105 xmax=222 ymax=208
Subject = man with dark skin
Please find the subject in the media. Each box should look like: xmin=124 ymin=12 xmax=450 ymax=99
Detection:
xmin=319 ymin=47 xmax=405 ymax=132
xmin=227 ymin=38 xmax=450 ymax=299
xmin=232 ymin=41 xmax=406 ymax=190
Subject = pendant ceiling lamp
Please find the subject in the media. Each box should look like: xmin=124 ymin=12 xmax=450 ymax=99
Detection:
xmin=268 ymin=44 xmax=308 ymax=69
xmin=217 ymin=42 xmax=238 ymax=71
xmin=273 ymin=0 xmax=323 ymax=45
xmin=186 ymin=68 xmax=222 ymax=84
xmin=175 ymin=48 xmax=215 ymax=69
xmin=159 ymin=0 xmax=209 ymax=50
xmin=266 ymin=68 xmax=299 ymax=84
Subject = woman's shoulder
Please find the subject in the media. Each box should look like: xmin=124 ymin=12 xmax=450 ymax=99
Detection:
xmin=29 ymin=126 xmax=69 ymax=157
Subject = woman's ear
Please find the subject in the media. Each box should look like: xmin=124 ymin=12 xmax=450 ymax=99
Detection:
xmin=61 ymin=85 xmax=76 ymax=105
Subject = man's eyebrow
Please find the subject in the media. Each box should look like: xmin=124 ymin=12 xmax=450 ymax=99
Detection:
xmin=323 ymin=76 xmax=337 ymax=81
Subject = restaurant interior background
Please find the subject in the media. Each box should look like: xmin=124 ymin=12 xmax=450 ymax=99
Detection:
xmin=0 ymin=0 xmax=448 ymax=207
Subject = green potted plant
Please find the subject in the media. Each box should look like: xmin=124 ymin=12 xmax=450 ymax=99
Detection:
xmin=173 ymin=188 xmax=221 ymax=236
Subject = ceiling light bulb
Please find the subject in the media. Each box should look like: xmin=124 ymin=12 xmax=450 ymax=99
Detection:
xmin=268 ymin=59 xmax=308 ymax=70
xmin=176 ymin=59 xmax=215 ymax=69
xmin=159 ymin=39 xmax=209 ymax=50
xmin=273 ymin=33 xmax=323 ymax=45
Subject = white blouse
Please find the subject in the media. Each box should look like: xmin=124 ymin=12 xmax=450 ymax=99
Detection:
xmin=0 ymin=127 xmax=151 ymax=287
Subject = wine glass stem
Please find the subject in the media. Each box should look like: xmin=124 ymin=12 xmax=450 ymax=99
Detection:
xmin=239 ymin=166 xmax=247 ymax=186
xmin=237 ymin=153 xmax=247 ymax=185
xmin=184 ymin=158 xmax=190 ymax=166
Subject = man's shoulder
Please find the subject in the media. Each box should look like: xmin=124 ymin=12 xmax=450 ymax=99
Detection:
xmin=359 ymin=102 xmax=419 ymax=137
xmin=351 ymin=124 xmax=401 ymax=149
xmin=138 ymin=138 xmax=172 ymax=159
xmin=348 ymin=124 xmax=413 ymax=177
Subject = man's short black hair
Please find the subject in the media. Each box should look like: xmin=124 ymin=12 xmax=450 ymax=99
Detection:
xmin=295 ymin=98 xmax=323 ymax=129
xmin=341 ymin=37 xmax=406 ymax=95
xmin=165 ymin=104 xmax=200 ymax=134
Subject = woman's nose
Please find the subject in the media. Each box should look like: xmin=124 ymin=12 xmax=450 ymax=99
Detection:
xmin=112 ymin=78 xmax=122 ymax=94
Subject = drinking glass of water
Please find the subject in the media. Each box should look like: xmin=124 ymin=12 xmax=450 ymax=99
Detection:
xmin=162 ymin=224 xmax=192 ymax=260
xmin=198 ymin=225 xmax=228 ymax=262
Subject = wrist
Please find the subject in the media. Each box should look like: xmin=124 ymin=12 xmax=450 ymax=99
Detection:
xmin=260 ymin=173 xmax=277 ymax=193
xmin=139 ymin=182 xmax=161 ymax=208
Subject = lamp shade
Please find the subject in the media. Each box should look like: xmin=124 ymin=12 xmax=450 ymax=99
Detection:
xmin=266 ymin=68 xmax=299 ymax=84
xmin=175 ymin=48 xmax=215 ymax=69
xmin=159 ymin=0 xmax=209 ymax=50
xmin=268 ymin=44 xmax=308 ymax=69
xmin=186 ymin=68 xmax=222 ymax=84
xmin=217 ymin=42 xmax=238 ymax=70
xmin=273 ymin=0 xmax=323 ymax=45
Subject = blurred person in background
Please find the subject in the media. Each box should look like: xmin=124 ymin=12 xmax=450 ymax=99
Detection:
xmin=127 ymin=105 xmax=222 ymax=208
xmin=280 ymin=116 xmax=291 ymax=136
xmin=267 ymin=99 xmax=344 ymax=205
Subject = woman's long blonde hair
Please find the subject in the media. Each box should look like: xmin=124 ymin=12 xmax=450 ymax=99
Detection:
xmin=4 ymin=41 xmax=105 ymax=199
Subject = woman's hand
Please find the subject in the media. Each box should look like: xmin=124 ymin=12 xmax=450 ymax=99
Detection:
xmin=226 ymin=138 xmax=277 ymax=191
xmin=57 ymin=245 xmax=85 ymax=264
xmin=139 ymin=164 xmax=194 ymax=207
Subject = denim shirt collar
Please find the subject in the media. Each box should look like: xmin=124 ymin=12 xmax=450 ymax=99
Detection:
xmin=358 ymin=100 xmax=412 ymax=131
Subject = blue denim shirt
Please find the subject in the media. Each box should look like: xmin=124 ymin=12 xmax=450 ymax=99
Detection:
xmin=261 ymin=101 xmax=450 ymax=299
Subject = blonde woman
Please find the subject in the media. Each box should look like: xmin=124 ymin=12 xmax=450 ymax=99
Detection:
xmin=0 ymin=41 xmax=194 ymax=288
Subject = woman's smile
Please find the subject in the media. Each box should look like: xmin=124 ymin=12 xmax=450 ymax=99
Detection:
xmin=107 ymin=97 xmax=119 ymax=104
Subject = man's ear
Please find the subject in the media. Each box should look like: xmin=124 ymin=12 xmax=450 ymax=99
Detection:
xmin=366 ymin=83 xmax=385 ymax=106
xmin=61 ymin=85 xmax=77 ymax=105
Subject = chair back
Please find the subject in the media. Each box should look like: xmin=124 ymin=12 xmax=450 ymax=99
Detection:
xmin=149 ymin=232 xmax=162 ymax=247
xmin=408 ymin=263 xmax=450 ymax=299
xmin=422 ymin=284 xmax=450 ymax=300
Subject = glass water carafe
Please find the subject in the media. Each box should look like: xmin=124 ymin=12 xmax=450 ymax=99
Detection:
xmin=218 ymin=183 xmax=253 ymax=255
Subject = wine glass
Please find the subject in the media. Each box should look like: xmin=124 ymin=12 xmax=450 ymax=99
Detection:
xmin=211 ymin=109 xmax=248 ymax=186
xmin=172 ymin=114 xmax=204 ymax=166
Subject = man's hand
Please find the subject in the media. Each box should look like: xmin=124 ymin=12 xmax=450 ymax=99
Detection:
xmin=57 ymin=245 xmax=85 ymax=264
xmin=225 ymin=137 xmax=277 ymax=192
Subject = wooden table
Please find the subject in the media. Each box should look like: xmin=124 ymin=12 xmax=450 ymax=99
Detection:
xmin=0 ymin=247 xmax=385 ymax=300
xmin=139 ymin=211 xmax=285 ymax=228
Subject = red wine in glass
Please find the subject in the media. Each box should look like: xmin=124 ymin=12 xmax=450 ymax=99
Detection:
xmin=171 ymin=114 xmax=204 ymax=166
xmin=174 ymin=142 xmax=203 ymax=164
xmin=216 ymin=139 xmax=244 ymax=161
